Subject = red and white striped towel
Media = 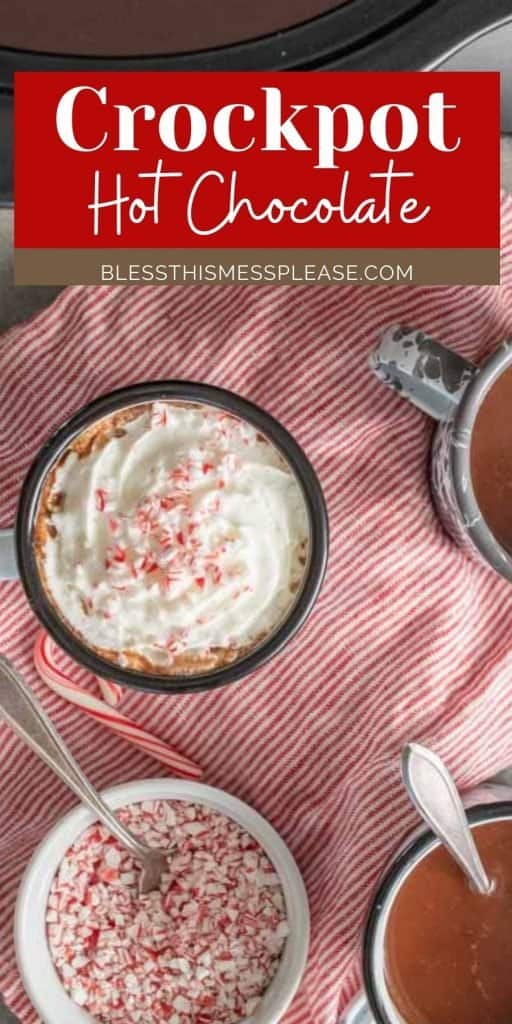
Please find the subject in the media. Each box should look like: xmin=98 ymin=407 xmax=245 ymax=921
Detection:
xmin=2 ymin=200 xmax=512 ymax=1023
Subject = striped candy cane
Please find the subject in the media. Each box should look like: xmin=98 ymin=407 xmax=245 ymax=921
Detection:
xmin=96 ymin=677 xmax=123 ymax=707
xmin=34 ymin=630 xmax=202 ymax=780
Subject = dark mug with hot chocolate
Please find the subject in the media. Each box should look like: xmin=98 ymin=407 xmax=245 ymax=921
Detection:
xmin=0 ymin=381 xmax=328 ymax=694
xmin=341 ymin=784 xmax=512 ymax=1024
xmin=370 ymin=327 xmax=512 ymax=583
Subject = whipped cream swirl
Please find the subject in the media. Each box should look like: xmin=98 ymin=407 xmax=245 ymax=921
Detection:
xmin=41 ymin=402 xmax=309 ymax=669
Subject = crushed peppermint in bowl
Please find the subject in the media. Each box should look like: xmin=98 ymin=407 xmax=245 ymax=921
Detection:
xmin=15 ymin=779 xmax=310 ymax=1024
xmin=48 ymin=802 xmax=288 ymax=1022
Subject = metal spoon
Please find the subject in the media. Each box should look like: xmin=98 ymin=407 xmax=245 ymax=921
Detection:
xmin=0 ymin=653 xmax=171 ymax=893
xmin=401 ymin=742 xmax=493 ymax=895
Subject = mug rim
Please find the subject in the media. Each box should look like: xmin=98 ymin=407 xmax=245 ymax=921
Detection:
xmin=450 ymin=341 xmax=512 ymax=582
xmin=16 ymin=380 xmax=329 ymax=695
xmin=362 ymin=800 xmax=512 ymax=1024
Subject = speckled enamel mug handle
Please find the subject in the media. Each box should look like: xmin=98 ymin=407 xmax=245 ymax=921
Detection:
xmin=0 ymin=527 xmax=17 ymax=579
xmin=370 ymin=324 xmax=477 ymax=422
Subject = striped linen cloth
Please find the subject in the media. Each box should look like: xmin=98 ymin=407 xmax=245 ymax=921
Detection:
xmin=2 ymin=199 xmax=512 ymax=1023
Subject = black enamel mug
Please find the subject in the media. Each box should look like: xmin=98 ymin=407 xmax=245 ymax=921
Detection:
xmin=0 ymin=381 xmax=329 ymax=694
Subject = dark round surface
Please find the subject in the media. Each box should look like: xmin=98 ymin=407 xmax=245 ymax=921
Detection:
xmin=1 ymin=0 xmax=349 ymax=55
xmin=16 ymin=381 xmax=329 ymax=695
xmin=0 ymin=1 xmax=509 ymax=78
xmin=362 ymin=803 xmax=512 ymax=1024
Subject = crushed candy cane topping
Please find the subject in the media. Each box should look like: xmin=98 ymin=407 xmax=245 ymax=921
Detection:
xmin=47 ymin=799 xmax=289 ymax=1024
xmin=40 ymin=402 xmax=309 ymax=670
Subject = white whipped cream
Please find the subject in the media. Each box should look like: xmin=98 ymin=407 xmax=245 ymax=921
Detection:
xmin=42 ymin=402 xmax=309 ymax=668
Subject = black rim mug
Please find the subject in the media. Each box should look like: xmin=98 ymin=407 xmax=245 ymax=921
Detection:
xmin=339 ymin=785 xmax=512 ymax=1024
xmin=0 ymin=381 xmax=329 ymax=694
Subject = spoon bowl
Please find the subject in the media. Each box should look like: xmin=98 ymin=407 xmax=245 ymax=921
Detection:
xmin=401 ymin=742 xmax=493 ymax=896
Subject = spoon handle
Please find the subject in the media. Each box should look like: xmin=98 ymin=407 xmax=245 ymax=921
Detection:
xmin=0 ymin=653 xmax=150 ymax=861
xmin=401 ymin=743 xmax=492 ymax=895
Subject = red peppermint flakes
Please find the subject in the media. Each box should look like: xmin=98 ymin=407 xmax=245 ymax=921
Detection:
xmin=151 ymin=404 xmax=168 ymax=428
xmin=209 ymin=565 xmax=222 ymax=585
xmin=95 ymin=488 xmax=108 ymax=512
xmin=47 ymin=800 xmax=288 ymax=1024
xmin=139 ymin=554 xmax=159 ymax=575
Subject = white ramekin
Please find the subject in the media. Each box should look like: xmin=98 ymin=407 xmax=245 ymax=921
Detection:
xmin=15 ymin=778 xmax=310 ymax=1024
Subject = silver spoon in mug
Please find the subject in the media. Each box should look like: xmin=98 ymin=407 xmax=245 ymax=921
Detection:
xmin=401 ymin=742 xmax=493 ymax=895
xmin=0 ymin=653 xmax=173 ymax=893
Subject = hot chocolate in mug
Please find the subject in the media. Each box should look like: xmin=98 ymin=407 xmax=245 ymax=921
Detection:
xmin=0 ymin=381 xmax=328 ymax=694
xmin=371 ymin=326 xmax=512 ymax=582
xmin=340 ymin=784 xmax=512 ymax=1024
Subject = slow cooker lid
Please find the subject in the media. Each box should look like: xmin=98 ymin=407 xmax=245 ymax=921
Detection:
xmin=1 ymin=0 xmax=511 ymax=206
xmin=2 ymin=0 xmax=352 ymax=56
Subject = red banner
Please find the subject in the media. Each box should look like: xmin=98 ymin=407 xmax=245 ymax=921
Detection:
xmin=14 ymin=71 xmax=499 ymax=250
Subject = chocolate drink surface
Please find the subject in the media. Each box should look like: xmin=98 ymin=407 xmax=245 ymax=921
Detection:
xmin=385 ymin=820 xmax=512 ymax=1024
xmin=0 ymin=0 xmax=344 ymax=55
xmin=471 ymin=365 xmax=512 ymax=554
